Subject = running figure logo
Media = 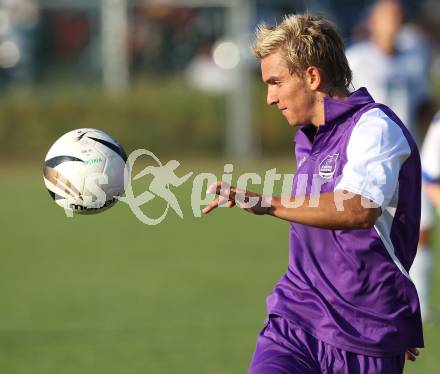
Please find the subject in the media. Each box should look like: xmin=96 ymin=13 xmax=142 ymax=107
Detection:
xmin=119 ymin=149 xmax=193 ymax=225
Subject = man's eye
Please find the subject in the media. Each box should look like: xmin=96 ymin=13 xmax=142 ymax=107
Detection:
xmin=267 ymin=80 xmax=281 ymax=87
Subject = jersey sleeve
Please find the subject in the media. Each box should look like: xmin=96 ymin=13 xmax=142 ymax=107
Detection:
xmin=335 ymin=108 xmax=411 ymax=208
xmin=421 ymin=112 xmax=440 ymax=183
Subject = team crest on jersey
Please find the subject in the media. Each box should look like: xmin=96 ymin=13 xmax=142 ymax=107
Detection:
xmin=319 ymin=154 xmax=339 ymax=179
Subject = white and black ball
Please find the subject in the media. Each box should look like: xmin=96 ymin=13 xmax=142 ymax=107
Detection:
xmin=43 ymin=128 xmax=127 ymax=214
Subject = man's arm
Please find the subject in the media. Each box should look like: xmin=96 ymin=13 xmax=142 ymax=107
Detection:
xmin=202 ymin=181 xmax=381 ymax=230
xmin=268 ymin=191 xmax=380 ymax=229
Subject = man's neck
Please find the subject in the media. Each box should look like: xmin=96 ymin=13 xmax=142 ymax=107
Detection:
xmin=312 ymin=89 xmax=350 ymax=127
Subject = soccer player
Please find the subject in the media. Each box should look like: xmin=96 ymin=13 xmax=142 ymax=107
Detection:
xmin=203 ymin=14 xmax=422 ymax=373
xmin=346 ymin=0 xmax=432 ymax=141
xmin=346 ymin=0 xmax=435 ymax=322
xmin=416 ymin=110 xmax=440 ymax=320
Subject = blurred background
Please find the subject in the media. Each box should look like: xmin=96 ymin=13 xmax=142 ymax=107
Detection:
xmin=1 ymin=0 xmax=440 ymax=373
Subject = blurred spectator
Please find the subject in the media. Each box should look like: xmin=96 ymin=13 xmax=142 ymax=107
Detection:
xmin=52 ymin=11 xmax=91 ymax=62
xmin=131 ymin=3 xmax=220 ymax=76
xmin=34 ymin=7 xmax=95 ymax=82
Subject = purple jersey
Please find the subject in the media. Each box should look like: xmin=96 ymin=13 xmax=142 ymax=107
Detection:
xmin=267 ymin=88 xmax=423 ymax=356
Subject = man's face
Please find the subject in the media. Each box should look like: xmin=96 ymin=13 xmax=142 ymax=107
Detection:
xmin=369 ymin=1 xmax=402 ymax=44
xmin=261 ymin=51 xmax=315 ymax=126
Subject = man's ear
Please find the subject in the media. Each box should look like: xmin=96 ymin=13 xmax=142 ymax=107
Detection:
xmin=305 ymin=66 xmax=321 ymax=91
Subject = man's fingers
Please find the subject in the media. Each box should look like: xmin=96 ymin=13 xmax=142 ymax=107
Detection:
xmin=405 ymin=348 xmax=419 ymax=362
xmin=207 ymin=181 xmax=236 ymax=199
xmin=408 ymin=348 xmax=419 ymax=357
xmin=204 ymin=181 xmax=241 ymax=214
xmin=202 ymin=199 xmax=220 ymax=214
xmin=206 ymin=181 xmax=221 ymax=195
xmin=202 ymin=197 xmax=236 ymax=214
xmin=207 ymin=181 xmax=228 ymax=195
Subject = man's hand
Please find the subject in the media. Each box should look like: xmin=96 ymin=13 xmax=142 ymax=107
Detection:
xmin=405 ymin=348 xmax=420 ymax=362
xmin=202 ymin=181 xmax=270 ymax=215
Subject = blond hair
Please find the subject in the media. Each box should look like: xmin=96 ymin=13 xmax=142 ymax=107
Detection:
xmin=252 ymin=14 xmax=352 ymax=90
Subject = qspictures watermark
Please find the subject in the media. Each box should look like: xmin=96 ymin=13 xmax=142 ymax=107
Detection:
xmin=61 ymin=149 xmax=383 ymax=224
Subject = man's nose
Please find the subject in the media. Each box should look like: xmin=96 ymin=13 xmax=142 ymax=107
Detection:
xmin=267 ymin=87 xmax=278 ymax=106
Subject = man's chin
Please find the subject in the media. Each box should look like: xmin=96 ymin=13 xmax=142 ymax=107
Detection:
xmin=286 ymin=117 xmax=311 ymax=127
xmin=286 ymin=119 xmax=300 ymax=126
xmin=282 ymin=113 xmax=301 ymax=126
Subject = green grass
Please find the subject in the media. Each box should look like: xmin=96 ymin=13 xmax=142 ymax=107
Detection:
xmin=0 ymin=160 xmax=439 ymax=373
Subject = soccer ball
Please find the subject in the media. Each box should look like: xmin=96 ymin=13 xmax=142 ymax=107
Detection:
xmin=43 ymin=128 xmax=127 ymax=214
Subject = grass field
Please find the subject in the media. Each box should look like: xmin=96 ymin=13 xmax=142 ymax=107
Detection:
xmin=1 ymin=160 xmax=439 ymax=373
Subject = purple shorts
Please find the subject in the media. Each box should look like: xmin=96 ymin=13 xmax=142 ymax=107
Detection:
xmin=248 ymin=316 xmax=405 ymax=374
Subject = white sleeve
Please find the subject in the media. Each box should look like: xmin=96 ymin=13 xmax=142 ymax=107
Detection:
xmin=335 ymin=108 xmax=411 ymax=208
xmin=421 ymin=113 xmax=440 ymax=183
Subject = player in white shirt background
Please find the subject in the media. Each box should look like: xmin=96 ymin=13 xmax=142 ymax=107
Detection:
xmin=346 ymin=0 xmax=432 ymax=142
xmin=346 ymin=0 xmax=436 ymax=320
xmin=419 ymin=112 xmax=440 ymax=321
